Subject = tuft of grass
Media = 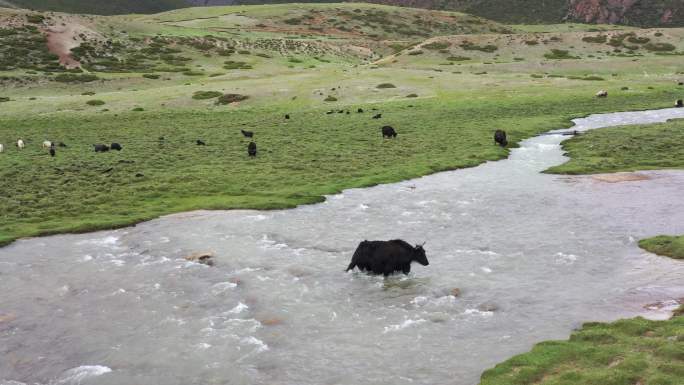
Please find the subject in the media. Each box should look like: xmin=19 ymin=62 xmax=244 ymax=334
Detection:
xmin=639 ymin=235 xmax=684 ymax=259
xmin=376 ymin=83 xmax=396 ymax=89
xmin=324 ymin=95 xmax=338 ymax=101
xmin=544 ymin=49 xmax=580 ymax=60
xmin=480 ymin=313 xmax=684 ymax=385
xmin=546 ymin=119 xmax=684 ymax=174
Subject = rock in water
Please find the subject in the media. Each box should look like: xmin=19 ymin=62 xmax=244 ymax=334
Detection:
xmin=184 ymin=252 xmax=215 ymax=266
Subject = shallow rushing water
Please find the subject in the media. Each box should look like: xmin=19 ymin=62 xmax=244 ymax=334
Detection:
xmin=2 ymin=108 xmax=684 ymax=385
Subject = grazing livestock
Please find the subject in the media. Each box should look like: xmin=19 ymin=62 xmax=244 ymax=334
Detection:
xmin=49 ymin=147 xmax=55 ymax=157
xmin=241 ymin=129 xmax=254 ymax=138
xmin=42 ymin=140 xmax=53 ymax=149
xmin=372 ymin=114 xmax=382 ymax=119
xmin=285 ymin=114 xmax=290 ymax=120
xmin=357 ymin=108 xmax=364 ymax=113
xmin=94 ymin=144 xmax=110 ymax=152
xmin=0 ymin=144 xmax=3 ymax=153
xmin=58 ymin=142 xmax=67 ymax=148
xmin=196 ymin=140 xmax=206 ymax=146
xmin=596 ymin=90 xmax=608 ymax=98
xmin=676 ymin=99 xmax=683 ymax=108
xmin=16 ymin=139 xmax=25 ymax=149
xmin=346 ymin=240 xmax=429 ymax=276
xmin=494 ymin=130 xmax=508 ymax=147
xmin=110 ymin=143 xmax=122 ymax=151
xmin=381 ymin=126 xmax=397 ymax=138
xmin=248 ymin=142 xmax=257 ymax=157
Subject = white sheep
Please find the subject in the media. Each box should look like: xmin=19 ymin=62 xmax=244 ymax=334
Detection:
xmin=596 ymin=90 xmax=608 ymax=98
xmin=42 ymin=140 xmax=53 ymax=149
xmin=0 ymin=143 xmax=4 ymax=153
xmin=16 ymin=139 xmax=25 ymax=149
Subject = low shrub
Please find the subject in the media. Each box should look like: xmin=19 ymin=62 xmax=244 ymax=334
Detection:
xmin=406 ymin=93 xmax=418 ymax=98
xmin=460 ymin=42 xmax=498 ymax=52
xmin=81 ymin=91 xmax=96 ymax=96
xmin=143 ymin=74 xmax=160 ymax=79
xmin=627 ymin=36 xmax=650 ymax=44
xmin=86 ymin=99 xmax=105 ymax=106
xmin=224 ymin=61 xmax=252 ymax=70
xmin=132 ymin=107 xmax=144 ymax=111
xmin=644 ymin=43 xmax=676 ymax=52
xmin=422 ymin=41 xmax=451 ymax=50
xmin=582 ymin=35 xmax=607 ymax=44
xmin=216 ymin=93 xmax=249 ymax=104
xmin=408 ymin=50 xmax=423 ymax=55
xmin=446 ymin=56 xmax=470 ymax=61
xmin=0 ymin=97 xmax=10 ymax=102
xmin=54 ymin=73 xmax=98 ymax=83
xmin=324 ymin=95 xmax=337 ymax=102
xmin=377 ymin=83 xmax=396 ymax=89
xmin=544 ymin=49 xmax=580 ymax=60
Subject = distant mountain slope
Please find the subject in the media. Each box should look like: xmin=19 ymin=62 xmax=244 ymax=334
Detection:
xmin=356 ymin=0 xmax=683 ymax=27
xmin=2 ymin=0 xmax=682 ymax=27
xmin=3 ymin=0 xmax=190 ymax=14
xmin=567 ymin=0 xmax=684 ymax=27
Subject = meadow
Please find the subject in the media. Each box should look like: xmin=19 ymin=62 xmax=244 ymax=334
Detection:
xmin=1 ymin=4 xmax=684 ymax=246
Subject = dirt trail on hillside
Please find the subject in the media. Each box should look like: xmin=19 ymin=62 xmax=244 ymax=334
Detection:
xmin=44 ymin=23 xmax=83 ymax=68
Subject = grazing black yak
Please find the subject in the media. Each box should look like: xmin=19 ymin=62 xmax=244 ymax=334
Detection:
xmin=346 ymin=240 xmax=429 ymax=276
xmin=676 ymin=99 xmax=683 ymax=108
xmin=94 ymin=144 xmax=110 ymax=152
xmin=372 ymin=113 xmax=382 ymax=119
xmin=357 ymin=108 xmax=364 ymax=113
xmin=196 ymin=140 xmax=206 ymax=146
xmin=241 ymin=129 xmax=254 ymax=138
xmin=110 ymin=143 xmax=123 ymax=151
xmin=382 ymin=126 xmax=397 ymax=138
xmin=57 ymin=142 xmax=67 ymax=148
xmin=49 ymin=147 xmax=55 ymax=157
xmin=494 ymin=130 xmax=508 ymax=147
xmin=248 ymin=142 xmax=257 ymax=157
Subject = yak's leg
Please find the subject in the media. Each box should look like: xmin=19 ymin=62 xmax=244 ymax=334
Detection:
xmin=402 ymin=264 xmax=411 ymax=275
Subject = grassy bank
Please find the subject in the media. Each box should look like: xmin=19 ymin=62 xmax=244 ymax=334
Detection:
xmin=639 ymin=235 xmax=684 ymax=259
xmin=480 ymin=309 xmax=684 ymax=385
xmin=546 ymin=119 xmax=684 ymax=174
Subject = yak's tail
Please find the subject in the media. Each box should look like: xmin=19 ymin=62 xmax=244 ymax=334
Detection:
xmin=345 ymin=262 xmax=355 ymax=272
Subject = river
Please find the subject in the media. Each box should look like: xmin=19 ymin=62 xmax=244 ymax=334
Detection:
xmin=1 ymin=108 xmax=684 ymax=385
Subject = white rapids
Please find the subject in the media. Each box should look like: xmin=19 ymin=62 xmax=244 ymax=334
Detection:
xmin=1 ymin=108 xmax=684 ymax=385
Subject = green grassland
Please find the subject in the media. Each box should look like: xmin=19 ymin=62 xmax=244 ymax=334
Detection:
xmin=639 ymin=235 xmax=684 ymax=260
xmin=1 ymin=3 xmax=684 ymax=248
xmin=546 ymin=119 xmax=684 ymax=174
xmin=480 ymin=311 xmax=684 ymax=385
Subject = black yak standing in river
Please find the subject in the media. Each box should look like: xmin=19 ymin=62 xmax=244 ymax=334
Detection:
xmin=346 ymin=240 xmax=429 ymax=276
